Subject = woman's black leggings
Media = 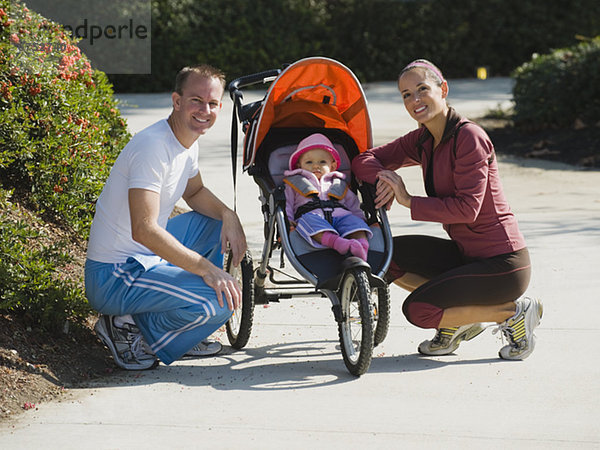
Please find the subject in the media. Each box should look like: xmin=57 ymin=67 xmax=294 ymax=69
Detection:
xmin=386 ymin=235 xmax=531 ymax=329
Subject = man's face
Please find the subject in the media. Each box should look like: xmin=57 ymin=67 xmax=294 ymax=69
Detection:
xmin=171 ymin=73 xmax=223 ymax=137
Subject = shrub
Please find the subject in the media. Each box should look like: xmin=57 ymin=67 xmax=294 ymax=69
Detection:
xmin=512 ymin=36 xmax=600 ymax=129
xmin=0 ymin=0 xmax=130 ymax=236
xmin=0 ymin=190 xmax=89 ymax=330
xmin=0 ymin=0 xmax=130 ymax=329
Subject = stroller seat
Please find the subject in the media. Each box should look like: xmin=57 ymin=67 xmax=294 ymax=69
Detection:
xmin=266 ymin=133 xmax=387 ymax=288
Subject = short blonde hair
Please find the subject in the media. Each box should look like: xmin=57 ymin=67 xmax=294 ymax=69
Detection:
xmin=174 ymin=64 xmax=226 ymax=94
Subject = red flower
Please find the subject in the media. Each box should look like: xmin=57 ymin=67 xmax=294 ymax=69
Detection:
xmin=10 ymin=33 xmax=19 ymax=44
xmin=1 ymin=82 xmax=12 ymax=101
xmin=28 ymin=85 xmax=41 ymax=96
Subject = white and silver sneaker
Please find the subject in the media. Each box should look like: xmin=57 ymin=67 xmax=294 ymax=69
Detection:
xmin=94 ymin=315 xmax=158 ymax=370
xmin=418 ymin=323 xmax=486 ymax=356
xmin=184 ymin=340 xmax=223 ymax=357
xmin=497 ymin=297 xmax=543 ymax=360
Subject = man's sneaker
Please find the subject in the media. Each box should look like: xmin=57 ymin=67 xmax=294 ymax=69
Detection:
xmin=418 ymin=323 xmax=486 ymax=356
xmin=184 ymin=340 xmax=223 ymax=357
xmin=94 ymin=315 xmax=158 ymax=370
xmin=497 ymin=297 xmax=543 ymax=360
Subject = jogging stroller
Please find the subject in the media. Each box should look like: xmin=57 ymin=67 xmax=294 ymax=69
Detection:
xmin=225 ymin=57 xmax=393 ymax=376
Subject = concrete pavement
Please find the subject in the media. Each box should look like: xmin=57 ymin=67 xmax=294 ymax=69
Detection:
xmin=1 ymin=78 xmax=599 ymax=449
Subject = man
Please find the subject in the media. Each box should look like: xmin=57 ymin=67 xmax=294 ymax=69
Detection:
xmin=85 ymin=65 xmax=247 ymax=370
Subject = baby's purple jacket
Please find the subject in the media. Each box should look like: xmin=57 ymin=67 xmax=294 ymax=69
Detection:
xmin=283 ymin=168 xmax=365 ymax=224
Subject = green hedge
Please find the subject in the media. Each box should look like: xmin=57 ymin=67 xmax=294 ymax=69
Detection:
xmin=512 ymin=36 xmax=600 ymax=129
xmin=0 ymin=0 xmax=130 ymax=329
xmin=107 ymin=0 xmax=600 ymax=92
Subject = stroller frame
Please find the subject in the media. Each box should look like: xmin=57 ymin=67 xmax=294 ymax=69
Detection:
xmin=225 ymin=58 xmax=393 ymax=376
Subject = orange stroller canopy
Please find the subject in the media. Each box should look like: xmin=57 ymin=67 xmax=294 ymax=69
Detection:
xmin=244 ymin=57 xmax=373 ymax=170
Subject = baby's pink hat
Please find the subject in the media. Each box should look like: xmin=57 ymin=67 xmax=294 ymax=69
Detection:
xmin=289 ymin=133 xmax=341 ymax=170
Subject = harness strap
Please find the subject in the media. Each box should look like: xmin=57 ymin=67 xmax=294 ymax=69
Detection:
xmin=294 ymin=197 xmax=350 ymax=223
xmin=283 ymin=174 xmax=348 ymax=199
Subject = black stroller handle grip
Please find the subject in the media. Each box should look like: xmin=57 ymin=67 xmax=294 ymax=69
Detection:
xmin=228 ymin=69 xmax=282 ymax=96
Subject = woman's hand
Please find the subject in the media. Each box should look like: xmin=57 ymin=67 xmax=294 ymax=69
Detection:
xmin=374 ymin=175 xmax=395 ymax=210
xmin=376 ymin=170 xmax=412 ymax=209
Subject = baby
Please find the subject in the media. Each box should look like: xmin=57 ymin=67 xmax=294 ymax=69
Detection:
xmin=283 ymin=133 xmax=371 ymax=260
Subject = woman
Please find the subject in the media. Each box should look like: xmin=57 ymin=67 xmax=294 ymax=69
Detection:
xmin=352 ymin=59 xmax=542 ymax=360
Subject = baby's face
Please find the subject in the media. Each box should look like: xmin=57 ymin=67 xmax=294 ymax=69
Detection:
xmin=298 ymin=148 xmax=337 ymax=180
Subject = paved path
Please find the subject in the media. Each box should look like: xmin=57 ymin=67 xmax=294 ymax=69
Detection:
xmin=2 ymin=79 xmax=599 ymax=449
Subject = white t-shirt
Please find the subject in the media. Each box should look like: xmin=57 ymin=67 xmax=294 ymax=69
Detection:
xmin=87 ymin=119 xmax=199 ymax=268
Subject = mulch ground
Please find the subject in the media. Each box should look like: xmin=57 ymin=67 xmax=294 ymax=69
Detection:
xmin=0 ymin=313 xmax=110 ymax=420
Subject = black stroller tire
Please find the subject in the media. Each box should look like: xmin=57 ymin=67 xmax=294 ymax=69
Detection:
xmin=337 ymin=267 xmax=374 ymax=376
xmin=373 ymin=285 xmax=391 ymax=347
xmin=225 ymin=251 xmax=255 ymax=349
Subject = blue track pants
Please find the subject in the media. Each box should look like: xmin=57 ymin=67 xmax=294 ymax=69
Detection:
xmin=85 ymin=212 xmax=232 ymax=365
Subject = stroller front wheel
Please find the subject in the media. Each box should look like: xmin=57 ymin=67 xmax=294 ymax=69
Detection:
xmin=337 ymin=267 xmax=374 ymax=376
xmin=225 ymin=250 xmax=255 ymax=349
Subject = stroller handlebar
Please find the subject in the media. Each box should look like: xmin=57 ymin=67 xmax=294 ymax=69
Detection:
xmin=228 ymin=69 xmax=282 ymax=98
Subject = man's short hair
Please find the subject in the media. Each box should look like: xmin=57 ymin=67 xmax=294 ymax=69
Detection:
xmin=174 ymin=64 xmax=226 ymax=95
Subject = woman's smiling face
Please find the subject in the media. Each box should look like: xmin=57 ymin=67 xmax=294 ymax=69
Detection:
xmin=398 ymin=68 xmax=448 ymax=125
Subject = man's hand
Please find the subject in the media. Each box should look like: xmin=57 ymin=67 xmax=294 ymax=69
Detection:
xmin=221 ymin=209 xmax=247 ymax=267
xmin=201 ymin=261 xmax=242 ymax=311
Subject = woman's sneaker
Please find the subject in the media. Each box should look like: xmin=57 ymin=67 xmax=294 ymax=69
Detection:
xmin=184 ymin=340 xmax=223 ymax=357
xmin=94 ymin=315 xmax=158 ymax=370
xmin=418 ymin=323 xmax=486 ymax=356
xmin=497 ymin=297 xmax=543 ymax=360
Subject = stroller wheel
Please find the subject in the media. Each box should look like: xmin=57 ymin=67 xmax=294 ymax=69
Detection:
xmin=337 ymin=267 xmax=374 ymax=376
xmin=373 ymin=285 xmax=391 ymax=347
xmin=225 ymin=250 xmax=255 ymax=349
